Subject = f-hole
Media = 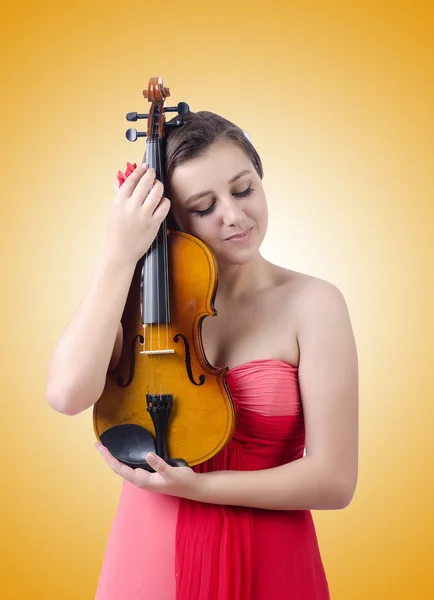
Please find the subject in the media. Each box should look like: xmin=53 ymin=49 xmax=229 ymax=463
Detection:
xmin=174 ymin=333 xmax=206 ymax=386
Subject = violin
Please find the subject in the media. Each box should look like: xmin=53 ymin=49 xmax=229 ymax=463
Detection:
xmin=93 ymin=77 xmax=236 ymax=471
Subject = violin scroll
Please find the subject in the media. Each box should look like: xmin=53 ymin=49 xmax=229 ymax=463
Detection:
xmin=125 ymin=76 xmax=189 ymax=142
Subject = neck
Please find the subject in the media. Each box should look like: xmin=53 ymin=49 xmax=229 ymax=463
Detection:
xmin=216 ymin=253 xmax=273 ymax=302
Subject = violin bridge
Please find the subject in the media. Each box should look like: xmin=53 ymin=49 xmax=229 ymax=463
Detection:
xmin=139 ymin=349 xmax=175 ymax=355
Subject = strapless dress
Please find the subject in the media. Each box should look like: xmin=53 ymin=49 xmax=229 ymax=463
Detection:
xmin=95 ymin=359 xmax=330 ymax=600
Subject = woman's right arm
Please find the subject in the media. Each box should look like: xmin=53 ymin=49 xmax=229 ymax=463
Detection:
xmin=46 ymin=252 xmax=135 ymax=416
xmin=46 ymin=164 xmax=171 ymax=416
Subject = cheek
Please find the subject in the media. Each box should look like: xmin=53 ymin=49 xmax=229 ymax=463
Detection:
xmin=173 ymin=212 xmax=212 ymax=239
xmin=188 ymin=217 xmax=216 ymax=240
xmin=251 ymin=194 xmax=268 ymax=222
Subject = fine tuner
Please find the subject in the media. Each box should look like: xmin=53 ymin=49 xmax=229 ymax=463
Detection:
xmin=126 ymin=101 xmax=190 ymax=141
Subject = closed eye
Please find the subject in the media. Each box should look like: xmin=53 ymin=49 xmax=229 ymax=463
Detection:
xmin=193 ymin=201 xmax=216 ymax=217
xmin=193 ymin=185 xmax=254 ymax=218
xmin=232 ymin=184 xmax=254 ymax=198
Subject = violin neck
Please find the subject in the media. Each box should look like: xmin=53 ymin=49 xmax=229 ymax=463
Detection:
xmin=146 ymin=139 xmax=166 ymax=186
xmin=141 ymin=139 xmax=171 ymax=326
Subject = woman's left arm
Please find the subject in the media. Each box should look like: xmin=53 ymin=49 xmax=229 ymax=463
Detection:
xmin=191 ymin=280 xmax=359 ymax=511
xmin=96 ymin=280 xmax=359 ymax=511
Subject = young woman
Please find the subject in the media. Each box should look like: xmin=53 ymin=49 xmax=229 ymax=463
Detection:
xmin=46 ymin=111 xmax=359 ymax=600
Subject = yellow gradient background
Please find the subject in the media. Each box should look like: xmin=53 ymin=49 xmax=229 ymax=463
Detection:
xmin=1 ymin=0 xmax=433 ymax=598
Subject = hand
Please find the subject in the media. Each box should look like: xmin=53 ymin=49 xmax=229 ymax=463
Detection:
xmin=104 ymin=163 xmax=171 ymax=266
xmin=95 ymin=442 xmax=199 ymax=499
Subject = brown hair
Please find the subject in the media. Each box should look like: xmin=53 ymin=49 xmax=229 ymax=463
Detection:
xmin=163 ymin=111 xmax=263 ymax=196
xmin=141 ymin=110 xmax=263 ymax=230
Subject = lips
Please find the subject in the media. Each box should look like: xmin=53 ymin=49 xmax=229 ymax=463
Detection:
xmin=225 ymin=227 xmax=253 ymax=241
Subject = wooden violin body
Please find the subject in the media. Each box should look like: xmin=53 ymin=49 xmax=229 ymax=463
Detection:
xmin=93 ymin=77 xmax=235 ymax=470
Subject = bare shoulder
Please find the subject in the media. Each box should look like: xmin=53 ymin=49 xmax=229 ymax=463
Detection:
xmin=269 ymin=265 xmax=355 ymax=353
xmin=278 ymin=268 xmax=358 ymax=372
xmin=298 ymin=275 xmax=349 ymax=315
xmin=273 ymin=266 xmax=350 ymax=323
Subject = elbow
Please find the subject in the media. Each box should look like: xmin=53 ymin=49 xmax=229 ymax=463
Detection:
xmin=45 ymin=364 xmax=105 ymax=416
xmin=332 ymin=488 xmax=355 ymax=510
xmin=46 ymin=381 xmax=89 ymax=416
xmin=46 ymin=388 xmax=80 ymax=416
xmin=330 ymin=474 xmax=358 ymax=510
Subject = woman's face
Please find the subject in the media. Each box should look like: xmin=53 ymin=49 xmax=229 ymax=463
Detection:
xmin=169 ymin=139 xmax=268 ymax=267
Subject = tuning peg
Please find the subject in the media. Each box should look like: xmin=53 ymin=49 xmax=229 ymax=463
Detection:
xmin=125 ymin=128 xmax=147 ymax=142
xmin=165 ymin=121 xmax=183 ymax=129
xmin=126 ymin=112 xmax=148 ymax=121
xmin=177 ymin=102 xmax=189 ymax=114
xmin=164 ymin=102 xmax=190 ymax=115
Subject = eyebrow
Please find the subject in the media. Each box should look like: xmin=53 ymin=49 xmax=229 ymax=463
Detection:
xmin=185 ymin=169 xmax=252 ymax=205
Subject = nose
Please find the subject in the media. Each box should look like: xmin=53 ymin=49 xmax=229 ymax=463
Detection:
xmin=220 ymin=197 xmax=246 ymax=227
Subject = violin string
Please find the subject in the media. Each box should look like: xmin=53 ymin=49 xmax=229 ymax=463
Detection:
xmin=154 ymin=142 xmax=161 ymax=398
xmin=163 ymin=140 xmax=169 ymax=400
xmin=142 ymin=149 xmax=150 ymax=402
xmin=148 ymin=143 xmax=155 ymax=399
xmin=156 ymin=133 xmax=166 ymax=400
xmin=158 ymin=111 xmax=170 ymax=401
xmin=143 ymin=264 xmax=149 ymax=396
xmin=165 ymin=130 xmax=171 ymax=399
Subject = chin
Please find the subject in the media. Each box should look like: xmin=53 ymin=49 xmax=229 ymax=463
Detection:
xmin=216 ymin=247 xmax=262 ymax=268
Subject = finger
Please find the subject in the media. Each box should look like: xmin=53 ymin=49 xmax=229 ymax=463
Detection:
xmin=139 ymin=180 xmax=166 ymax=213
xmin=146 ymin=452 xmax=174 ymax=480
xmin=145 ymin=191 xmax=171 ymax=225
xmin=130 ymin=167 xmax=159 ymax=204
xmin=151 ymin=196 xmax=171 ymax=222
xmin=96 ymin=442 xmax=152 ymax=485
xmin=116 ymin=163 xmax=149 ymax=201
xmin=96 ymin=442 xmax=131 ymax=474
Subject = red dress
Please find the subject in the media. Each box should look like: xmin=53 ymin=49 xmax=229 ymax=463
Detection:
xmin=95 ymin=359 xmax=330 ymax=599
